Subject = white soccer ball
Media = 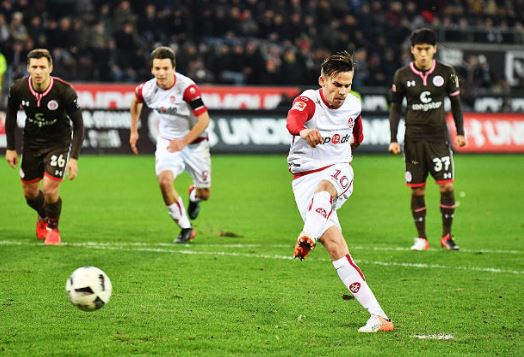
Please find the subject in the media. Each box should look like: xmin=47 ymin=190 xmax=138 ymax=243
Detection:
xmin=65 ymin=266 xmax=112 ymax=311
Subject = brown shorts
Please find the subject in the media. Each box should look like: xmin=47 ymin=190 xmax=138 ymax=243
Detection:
xmin=20 ymin=143 xmax=71 ymax=183
xmin=403 ymin=141 xmax=454 ymax=187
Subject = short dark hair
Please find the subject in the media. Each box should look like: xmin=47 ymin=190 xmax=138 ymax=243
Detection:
xmin=410 ymin=28 xmax=437 ymax=46
xmin=27 ymin=48 xmax=53 ymax=65
xmin=321 ymin=51 xmax=354 ymax=77
xmin=150 ymin=46 xmax=176 ymax=67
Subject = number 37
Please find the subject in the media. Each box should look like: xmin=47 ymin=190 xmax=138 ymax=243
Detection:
xmin=432 ymin=156 xmax=450 ymax=172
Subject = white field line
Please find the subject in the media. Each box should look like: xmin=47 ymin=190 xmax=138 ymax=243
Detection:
xmin=412 ymin=334 xmax=454 ymax=340
xmin=1 ymin=240 xmax=520 ymax=255
xmin=1 ymin=240 xmax=523 ymax=275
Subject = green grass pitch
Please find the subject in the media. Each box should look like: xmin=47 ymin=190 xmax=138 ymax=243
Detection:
xmin=1 ymin=154 xmax=523 ymax=355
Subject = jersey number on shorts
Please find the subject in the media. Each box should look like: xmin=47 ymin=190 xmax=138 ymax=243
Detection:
xmin=432 ymin=156 xmax=450 ymax=172
xmin=331 ymin=169 xmax=350 ymax=189
xmin=50 ymin=154 xmax=66 ymax=168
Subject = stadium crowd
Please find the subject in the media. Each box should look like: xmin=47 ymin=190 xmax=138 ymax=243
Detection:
xmin=0 ymin=0 xmax=523 ymax=94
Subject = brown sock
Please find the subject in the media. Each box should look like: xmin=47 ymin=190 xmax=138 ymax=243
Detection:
xmin=440 ymin=191 xmax=455 ymax=236
xmin=45 ymin=197 xmax=62 ymax=230
xmin=26 ymin=190 xmax=46 ymax=219
xmin=411 ymin=195 xmax=426 ymax=238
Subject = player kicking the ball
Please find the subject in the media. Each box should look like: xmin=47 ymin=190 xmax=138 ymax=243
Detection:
xmin=286 ymin=51 xmax=394 ymax=333
xmin=129 ymin=46 xmax=211 ymax=243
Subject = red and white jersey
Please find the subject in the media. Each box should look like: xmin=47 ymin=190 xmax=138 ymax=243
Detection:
xmin=135 ymin=72 xmax=208 ymax=140
xmin=286 ymin=89 xmax=363 ymax=175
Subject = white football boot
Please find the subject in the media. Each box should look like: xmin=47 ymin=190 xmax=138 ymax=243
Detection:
xmin=410 ymin=237 xmax=430 ymax=251
xmin=358 ymin=314 xmax=395 ymax=333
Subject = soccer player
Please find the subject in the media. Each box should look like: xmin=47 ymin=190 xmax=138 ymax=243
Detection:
xmin=129 ymin=46 xmax=211 ymax=244
xmin=388 ymin=28 xmax=466 ymax=251
xmin=4 ymin=48 xmax=84 ymax=245
xmin=287 ymin=51 xmax=394 ymax=333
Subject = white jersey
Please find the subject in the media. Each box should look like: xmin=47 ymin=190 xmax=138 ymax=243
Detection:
xmin=135 ymin=72 xmax=207 ymax=141
xmin=287 ymin=89 xmax=362 ymax=174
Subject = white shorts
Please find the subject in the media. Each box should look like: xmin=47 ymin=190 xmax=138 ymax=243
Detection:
xmin=292 ymin=163 xmax=354 ymax=231
xmin=155 ymin=137 xmax=211 ymax=188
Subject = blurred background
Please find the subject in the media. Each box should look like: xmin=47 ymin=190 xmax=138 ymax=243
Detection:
xmin=1 ymin=0 xmax=523 ymax=154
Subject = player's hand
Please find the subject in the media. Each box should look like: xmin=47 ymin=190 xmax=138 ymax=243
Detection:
xmin=456 ymin=135 xmax=466 ymax=147
xmin=300 ymin=129 xmax=323 ymax=148
xmin=388 ymin=142 xmax=401 ymax=155
xmin=129 ymin=131 xmax=139 ymax=154
xmin=5 ymin=150 xmax=18 ymax=168
xmin=66 ymin=158 xmax=78 ymax=180
xmin=168 ymin=138 xmax=188 ymax=153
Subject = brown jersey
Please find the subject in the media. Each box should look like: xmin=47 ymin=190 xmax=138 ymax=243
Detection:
xmin=391 ymin=60 xmax=460 ymax=143
xmin=6 ymin=76 xmax=84 ymax=158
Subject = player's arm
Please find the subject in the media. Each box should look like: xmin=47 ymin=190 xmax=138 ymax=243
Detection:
xmin=448 ymin=70 xmax=466 ymax=147
xmin=168 ymin=84 xmax=209 ymax=152
xmin=5 ymin=85 xmax=21 ymax=168
xmin=286 ymin=96 xmax=320 ymax=148
xmin=130 ymin=96 xmax=143 ymax=154
xmin=65 ymin=91 xmax=84 ymax=180
xmin=388 ymin=71 xmax=404 ymax=155
xmin=351 ymin=115 xmax=364 ymax=151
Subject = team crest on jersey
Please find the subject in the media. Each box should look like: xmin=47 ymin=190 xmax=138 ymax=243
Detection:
xmin=433 ymin=75 xmax=444 ymax=87
xmin=349 ymin=282 xmax=361 ymax=293
xmin=292 ymin=101 xmax=307 ymax=111
xmin=405 ymin=171 xmax=412 ymax=182
xmin=347 ymin=117 xmax=354 ymax=127
xmin=169 ymin=95 xmax=177 ymax=103
xmin=47 ymin=100 xmax=59 ymax=110
xmin=391 ymin=84 xmax=397 ymax=92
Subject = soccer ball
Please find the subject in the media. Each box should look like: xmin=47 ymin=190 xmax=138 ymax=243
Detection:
xmin=65 ymin=266 xmax=112 ymax=311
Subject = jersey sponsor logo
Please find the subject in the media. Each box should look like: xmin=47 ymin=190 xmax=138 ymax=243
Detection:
xmin=432 ymin=75 xmax=444 ymax=87
xmin=322 ymin=133 xmax=351 ymax=145
xmin=156 ymin=106 xmax=178 ymax=115
xmin=291 ymin=101 xmax=307 ymax=111
xmin=47 ymin=100 xmax=59 ymax=110
xmin=412 ymin=101 xmax=442 ymax=111
xmin=349 ymin=282 xmax=361 ymax=293
xmin=407 ymin=80 xmax=416 ymax=87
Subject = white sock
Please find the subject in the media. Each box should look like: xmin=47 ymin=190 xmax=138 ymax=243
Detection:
xmin=303 ymin=191 xmax=333 ymax=240
xmin=333 ymin=254 xmax=388 ymax=319
xmin=167 ymin=197 xmax=191 ymax=229
xmin=189 ymin=186 xmax=200 ymax=202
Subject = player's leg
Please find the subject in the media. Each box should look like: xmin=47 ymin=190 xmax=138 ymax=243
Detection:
xmin=429 ymin=143 xmax=459 ymax=250
xmin=405 ymin=141 xmax=430 ymax=250
xmin=293 ymin=164 xmax=354 ymax=260
xmin=41 ymin=176 xmax=62 ymax=245
xmin=157 ymin=170 xmax=193 ymax=243
xmin=438 ymin=182 xmax=459 ymax=250
xmin=20 ymin=147 xmax=47 ymax=239
xmin=410 ymin=186 xmax=429 ymax=250
xmin=40 ymin=145 xmax=71 ymax=244
xmin=155 ymin=138 xmax=194 ymax=243
xmin=22 ymin=180 xmax=47 ymax=239
xmin=321 ymin=226 xmax=394 ymax=333
xmin=184 ymin=141 xmax=211 ymax=220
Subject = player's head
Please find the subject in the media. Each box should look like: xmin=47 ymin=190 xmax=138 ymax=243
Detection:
xmin=319 ymin=51 xmax=354 ymax=109
xmin=150 ymin=46 xmax=176 ymax=89
xmin=27 ymin=49 xmax=53 ymax=85
xmin=410 ymin=28 xmax=437 ymax=69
